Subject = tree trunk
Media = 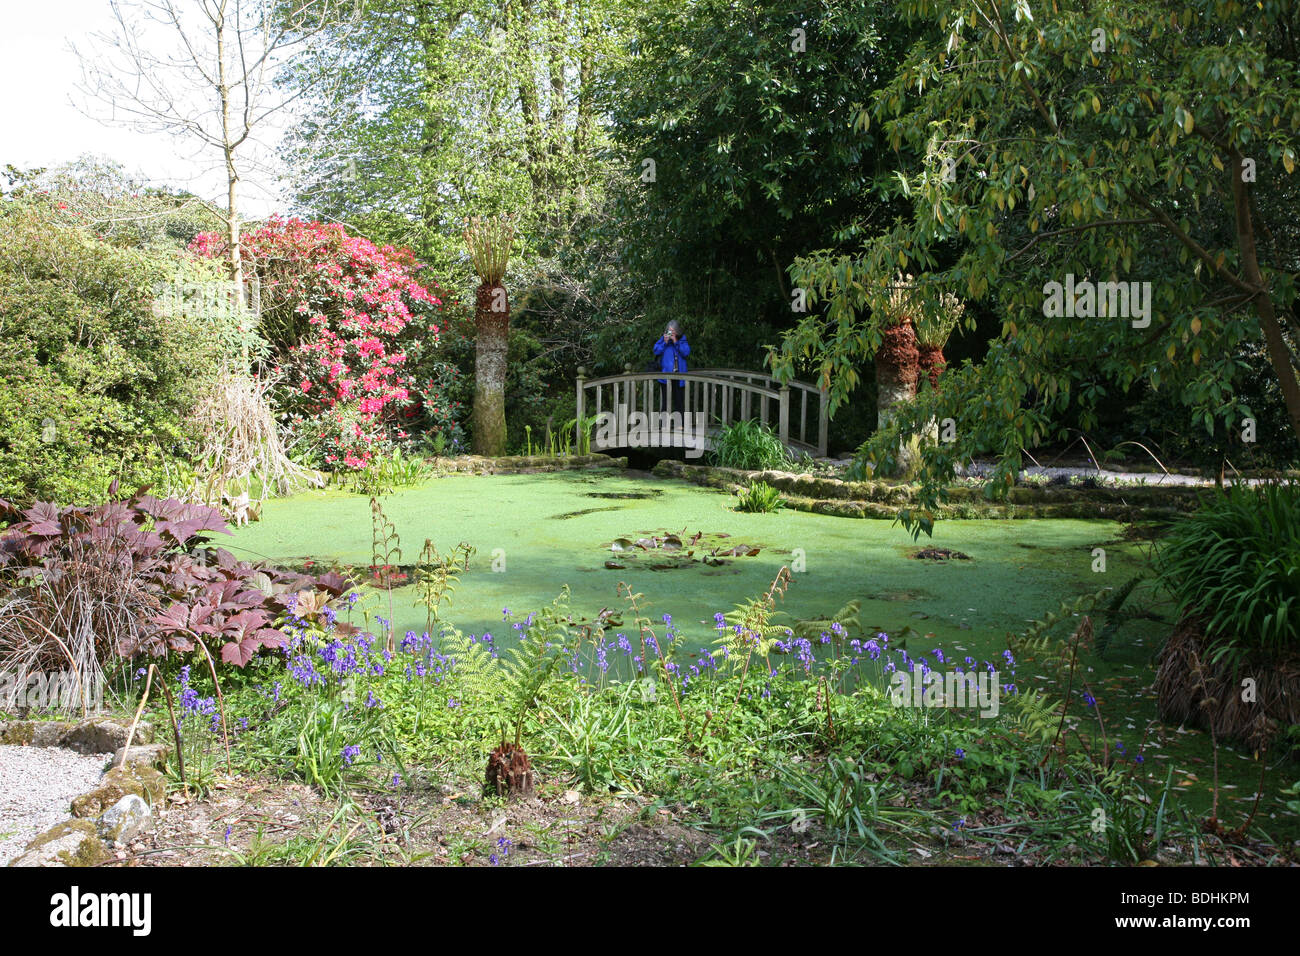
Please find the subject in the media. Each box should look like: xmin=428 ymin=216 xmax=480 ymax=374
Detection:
xmin=485 ymin=741 xmax=534 ymax=797
xmin=472 ymin=282 xmax=509 ymax=456
xmin=876 ymin=321 xmax=921 ymax=478
xmin=215 ymin=14 xmax=242 ymax=292
xmin=1231 ymin=148 xmax=1300 ymax=444
xmin=876 ymin=321 xmax=919 ymax=429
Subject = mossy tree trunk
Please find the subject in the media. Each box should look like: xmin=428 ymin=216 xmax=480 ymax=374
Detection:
xmin=917 ymin=344 xmax=945 ymax=390
xmin=875 ymin=321 xmax=921 ymax=477
xmin=472 ymin=281 xmax=509 ymax=456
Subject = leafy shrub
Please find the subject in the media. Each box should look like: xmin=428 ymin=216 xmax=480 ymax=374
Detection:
xmin=0 ymin=205 xmax=235 ymax=504
xmin=1156 ymin=483 xmax=1300 ymax=666
xmin=710 ymin=420 xmax=791 ymax=471
xmin=736 ymin=481 xmax=783 ymax=513
xmin=0 ymin=484 xmax=350 ymax=691
xmin=194 ymin=217 xmax=456 ymax=469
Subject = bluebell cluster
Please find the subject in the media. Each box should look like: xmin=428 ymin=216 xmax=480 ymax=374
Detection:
xmin=177 ymin=665 xmax=219 ymax=733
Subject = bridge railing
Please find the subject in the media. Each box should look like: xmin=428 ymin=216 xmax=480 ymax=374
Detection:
xmin=575 ymin=366 xmax=828 ymax=457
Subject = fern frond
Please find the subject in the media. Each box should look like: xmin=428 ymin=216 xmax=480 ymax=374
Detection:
xmin=791 ymin=600 xmax=861 ymax=639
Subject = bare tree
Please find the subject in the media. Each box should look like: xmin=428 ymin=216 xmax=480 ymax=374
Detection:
xmin=73 ymin=0 xmax=354 ymax=290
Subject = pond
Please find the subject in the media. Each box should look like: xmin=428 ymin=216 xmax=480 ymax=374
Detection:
xmin=227 ymin=467 xmax=1150 ymax=663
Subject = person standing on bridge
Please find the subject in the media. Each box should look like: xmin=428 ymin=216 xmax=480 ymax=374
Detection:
xmin=654 ymin=320 xmax=690 ymax=415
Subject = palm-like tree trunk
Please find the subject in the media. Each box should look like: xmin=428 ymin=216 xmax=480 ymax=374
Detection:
xmin=917 ymin=344 xmax=946 ymax=390
xmin=876 ymin=321 xmax=919 ymax=429
xmin=472 ymin=282 xmax=509 ymax=456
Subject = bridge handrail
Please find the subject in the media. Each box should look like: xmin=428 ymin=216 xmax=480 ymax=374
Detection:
xmin=575 ymin=366 xmax=829 ymax=457
xmin=579 ymin=369 xmax=781 ymax=399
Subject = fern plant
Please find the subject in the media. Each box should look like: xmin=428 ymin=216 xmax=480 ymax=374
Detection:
xmin=414 ymin=538 xmax=474 ymax=633
xmin=368 ymin=497 xmax=402 ymax=644
xmin=440 ymin=587 xmax=576 ymax=749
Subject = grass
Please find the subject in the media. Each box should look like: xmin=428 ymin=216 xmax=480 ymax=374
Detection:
xmin=710 ymin=420 xmax=790 ymax=471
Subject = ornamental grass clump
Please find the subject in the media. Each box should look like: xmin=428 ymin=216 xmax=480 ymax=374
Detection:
xmin=711 ymin=420 xmax=790 ymax=471
xmin=1153 ymin=482 xmax=1300 ymax=749
xmin=189 ymin=367 xmax=323 ymax=511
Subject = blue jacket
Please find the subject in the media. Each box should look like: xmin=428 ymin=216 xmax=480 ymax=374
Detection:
xmin=653 ymin=335 xmax=690 ymax=386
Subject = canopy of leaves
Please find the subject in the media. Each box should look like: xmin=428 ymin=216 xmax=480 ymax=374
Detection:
xmin=774 ymin=0 xmax=1300 ymax=533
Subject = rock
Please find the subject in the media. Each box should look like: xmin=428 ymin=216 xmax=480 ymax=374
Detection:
xmin=71 ymin=764 xmax=167 ymax=818
xmin=0 ymin=720 xmax=74 ymax=746
xmin=105 ymin=743 xmax=171 ymax=772
xmin=8 ymin=820 xmax=111 ymax=867
xmin=562 ymin=789 xmax=580 ymax=804
xmin=61 ymin=717 xmax=154 ymax=755
xmin=97 ymin=794 xmax=151 ymax=843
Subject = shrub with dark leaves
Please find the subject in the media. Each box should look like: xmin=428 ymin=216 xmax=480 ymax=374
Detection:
xmin=0 ymin=481 xmax=351 ymax=690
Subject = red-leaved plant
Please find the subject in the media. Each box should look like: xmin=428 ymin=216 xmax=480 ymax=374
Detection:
xmin=0 ymin=482 xmax=351 ymax=678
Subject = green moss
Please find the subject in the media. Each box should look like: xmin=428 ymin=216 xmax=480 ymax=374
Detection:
xmin=70 ymin=765 xmax=166 ymax=818
xmin=13 ymin=820 xmax=110 ymax=867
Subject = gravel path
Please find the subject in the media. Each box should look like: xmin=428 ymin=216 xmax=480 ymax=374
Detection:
xmin=0 ymin=745 xmax=110 ymax=864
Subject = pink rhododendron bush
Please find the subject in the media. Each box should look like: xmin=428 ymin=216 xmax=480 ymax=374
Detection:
xmin=192 ymin=218 xmax=466 ymax=469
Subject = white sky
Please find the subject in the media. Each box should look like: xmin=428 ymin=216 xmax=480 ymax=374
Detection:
xmin=0 ymin=1 xmax=288 ymax=216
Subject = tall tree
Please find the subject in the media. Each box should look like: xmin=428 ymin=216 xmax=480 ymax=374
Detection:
xmin=464 ymin=217 xmax=516 ymax=456
xmin=280 ymin=0 xmax=631 ymax=280
xmin=598 ymin=0 xmax=919 ymax=376
xmin=776 ymin=0 xmax=1300 ymax=532
xmin=74 ymin=0 xmax=347 ymax=290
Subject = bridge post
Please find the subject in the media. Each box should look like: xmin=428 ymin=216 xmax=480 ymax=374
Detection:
xmin=778 ymin=385 xmax=790 ymax=450
xmin=817 ymin=386 xmax=829 ymax=458
xmin=576 ymin=367 xmax=586 ymax=453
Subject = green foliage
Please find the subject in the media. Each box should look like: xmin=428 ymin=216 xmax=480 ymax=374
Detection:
xmin=774 ymin=0 xmax=1300 ymax=533
xmin=280 ymin=0 xmax=633 ymax=282
xmin=0 ymin=201 xmax=237 ymax=504
xmin=439 ymin=588 xmax=578 ymax=747
xmin=598 ymin=0 xmax=916 ymax=385
xmin=339 ymin=447 xmax=431 ymax=496
xmin=711 ymin=420 xmax=791 ymax=471
xmin=414 ymin=538 xmax=474 ymax=632
xmin=1156 ymin=483 xmax=1300 ymax=667
xmin=736 ymin=480 xmax=783 ymax=514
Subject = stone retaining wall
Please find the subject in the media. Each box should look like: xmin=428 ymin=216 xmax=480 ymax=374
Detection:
xmin=652 ymin=460 xmax=1208 ymax=520
xmin=433 ymin=453 xmax=627 ymax=475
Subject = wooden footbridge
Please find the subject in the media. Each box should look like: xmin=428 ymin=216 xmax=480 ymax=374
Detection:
xmin=575 ymin=366 xmax=829 ymax=458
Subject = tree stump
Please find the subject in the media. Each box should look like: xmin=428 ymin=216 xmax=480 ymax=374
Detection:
xmin=485 ymin=741 xmax=534 ymax=797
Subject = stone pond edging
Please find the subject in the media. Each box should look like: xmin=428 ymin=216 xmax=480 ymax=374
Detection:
xmin=1 ymin=717 xmax=170 ymax=867
xmin=651 ymin=459 xmax=1210 ymax=521
xmin=434 ymin=453 xmax=627 ymax=475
